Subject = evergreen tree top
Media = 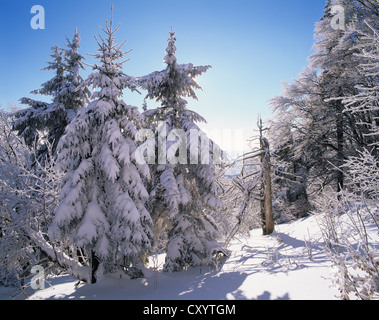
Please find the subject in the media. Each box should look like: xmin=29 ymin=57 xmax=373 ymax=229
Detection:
xmin=62 ymin=28 xmax=91 ymax=113
xmin=31 ymin=46 xmax=65 ymax=99
xmin=14 ymin=27 xmax=90 ymax=157
xmin=84 ymin=5 xmax=138 ymax=102
xmin=64 ymin=27 xmax=85 ymax=84
xmin=164 ymin=28 xmax=178 ymax=67
xmin=138 ymin=28 xmax=211 ymax=125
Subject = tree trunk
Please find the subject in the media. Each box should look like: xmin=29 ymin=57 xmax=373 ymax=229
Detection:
xmin=264 ymin=151 xmax=274 ymax=235
xmin=90 ymin=250 xmax=100 ymax=284
xmin=261 ymin=137 xmax=274 ymax=235
xmin=259 ymin=119 xmax=274 ymax=236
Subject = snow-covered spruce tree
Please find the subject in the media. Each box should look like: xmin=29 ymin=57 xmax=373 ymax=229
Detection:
xmin=14 ymin=29 xmax=90 ymax=161
xmin=62 ymin=27 xmax=92 ymax=123
xmin=138 ymin=29 xmax=225 ymax=272
xmin=49 ymin=8 xmax=153 ymax=282
xmin=14 ymin=45 xmax=64 ymax=152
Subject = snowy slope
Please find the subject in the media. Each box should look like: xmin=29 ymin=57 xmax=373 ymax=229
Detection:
xmin=2 ymin=213 xmax=346 ymax=300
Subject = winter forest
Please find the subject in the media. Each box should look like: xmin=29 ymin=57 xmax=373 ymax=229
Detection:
xmin=0 ymin=0 xmax=379 ymax=301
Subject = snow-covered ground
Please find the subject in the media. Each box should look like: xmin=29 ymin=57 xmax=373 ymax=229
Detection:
xmin=0 ymin=214 xmax=352 ymax=300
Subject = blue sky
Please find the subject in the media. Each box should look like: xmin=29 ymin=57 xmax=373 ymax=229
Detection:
xmin=0 ymin=0 xmax=324 ymax=154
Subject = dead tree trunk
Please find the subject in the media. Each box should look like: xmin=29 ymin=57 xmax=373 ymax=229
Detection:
xmin=259 ymin=120 xmax=274 ymax=235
